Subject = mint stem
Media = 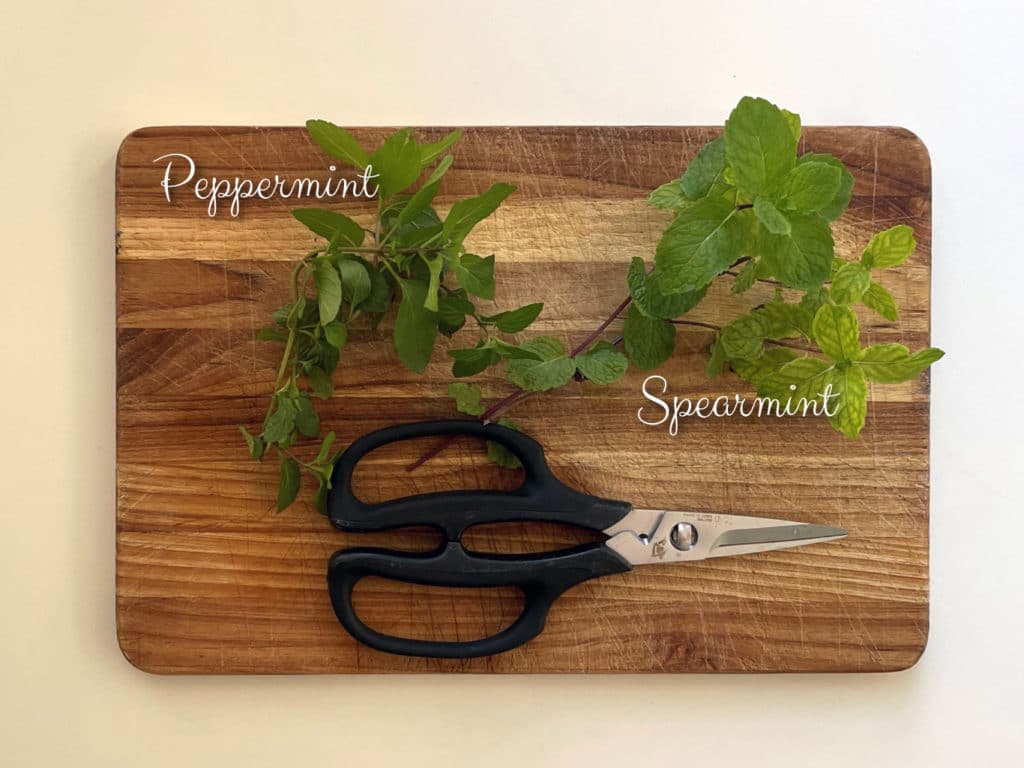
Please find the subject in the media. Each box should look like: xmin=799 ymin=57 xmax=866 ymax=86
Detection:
xmin=405 ymin=295 xmax=633 ymax=472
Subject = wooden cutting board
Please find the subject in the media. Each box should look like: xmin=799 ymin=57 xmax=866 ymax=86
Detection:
xmin=116 ymin=125 xmax=932 ymax=674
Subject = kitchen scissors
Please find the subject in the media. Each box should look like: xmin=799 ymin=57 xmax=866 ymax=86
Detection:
xmin=326 ymin=420 xmax=846 ymax=659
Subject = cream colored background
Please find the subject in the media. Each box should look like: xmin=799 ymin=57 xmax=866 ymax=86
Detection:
xmin=2 ymin=0 xmax=1022 ymax=765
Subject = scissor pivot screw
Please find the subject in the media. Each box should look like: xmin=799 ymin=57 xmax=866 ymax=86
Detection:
xmin=670 ymin=522 xmax=697 ymax=551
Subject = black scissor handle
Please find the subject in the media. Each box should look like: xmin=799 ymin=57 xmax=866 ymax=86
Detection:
xmin=327 ymin=541 xmax=632 ymax=658
xmin=327 ymin=420 xmax=632 ymax=539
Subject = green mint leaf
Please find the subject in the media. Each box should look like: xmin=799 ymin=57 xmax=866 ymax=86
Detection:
xmin=757 ymin=300 xmax=803 ymax=339
xmin=395 ymin=155 xmax=453 ymax=231
xmin=680 ymin=137 xmax=727 ymax=200
xmin=238 ymin=425 xmax=264 ymax=459
xmin=830 ymin=261 xmax=871 ymax=305
xmin=628 ymin=258 xmax=708 ymax=318
xmin=796 ymin=153 xmax=854 ymax=222
xmin=421 ymin=254 xmax=444 ymax=312
xmin=863 ymin=224 xmax=916 ymax=269
xmin=294 ymin=394 xmax=320 ymax=438
xmin=856 ymin=344 xmax=944 ymax=383
xmin=574 ymin=341 xmax=628 ymax=385
xmin=256 ymin=327 xmax=288 ymax=343
xmin=315 ymin=431 xmax=336 ymax=466
xmin=437 ymin=290 xmax=475 ymax=336
xmin=825 ymin=366 xmax=867 ymax=438
xmin=491 ymin=338 xmax=544 ymax=360
xmin=323 ymin=320 xmax=348 ymax=348
xmin=419 ymin=130 xmax=462 ymax=166
xmin=313 ymin=478 xmax=329 ymax=515
xmin=487 ymin=418 xmax=523 ymax=469
xmin=305 ymin=120 xmax=370 ymax=169
xmin=812 ymin=304 xmax=860 ymax=362
xmin=313 ymin=259 xmax=342 ymax=323
xmin=730 ymin=347 xmax=799 ymax=383
xmin=756 ymin=356 xmax=831 ymax=404
xmin=448 ymin=382 xmax=485 ymax=416
xmin=452 ymin=253 xmax=496 ymax=300
xmin=720 ymin=312 xmax=769 ymax=359
xmin=443 ymin=183 xmax=516 ymax=243
xmin=723 ymin=96 xmax=797 ymax=197
xmin=506 ymin=337 xmax=576 ymax=391
xmin=781 ymin=109 xmax=802 ymax=142
xmin=353 ymin=258 xmax=391 ymax=314
xmin=706 ymin=335 xmax=726 ymax=378
xmin=753 ymin=197 xmax=791 ymax=235
xmin=760 ymin=212 xmax=833 ymax=290
xmin=623 ymin=304 xmax=675 ymax=370
xmin=394 ymin=279 xmax=439 ymax=373
xmin=369 ymin=129 xmax=422 ymax=201
xmin=307 ymin=367 xmax=333 ymax=399
xmin=263 ymin=398 xmax=297 ymax=444
xmin=779 ymin=161 xmax=842 ymax=213
xmin=277 ymin=457 xmax=301 ymax=512
xmin=861 ymin=281 xmax=898 ymax=321
xmin=648 ymin=179 xmax=687 ymax=210
xmin=337 ymin=258 xmax=371 ymax=309
xmin=291 ymin=209 xmax=364 ymax=247
xmin=481 ymin=303 xmax=544 ymax=333
xmin=731 ymin=258 xmax=759 ymax=294
xmin=653 ymin=197 xmax=746 ymax=294
xmin=448 ymin=341 xmax=502 ymax=377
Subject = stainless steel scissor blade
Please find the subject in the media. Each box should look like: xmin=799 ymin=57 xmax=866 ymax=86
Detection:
xmin=603 ymin=508 xmax=847 ymax=566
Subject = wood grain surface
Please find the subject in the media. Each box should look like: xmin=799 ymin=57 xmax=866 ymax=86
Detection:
xmin=116 ymin=125 xmax=932 ymax=673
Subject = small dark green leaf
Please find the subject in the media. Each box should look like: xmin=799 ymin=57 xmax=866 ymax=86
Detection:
xmin=315 ymin=431 xmax=336 ymax=466
xmin=628 ymin=258 xmax=708 ymax=318
xmin=394 ymin=279 xmax=438 ymax=373
xmin=307 ymin=367 xmax=334 ymax=399
xmin=706 ymin=335 xmax=726 ymax=377
xmin=355 ymin=259 xmax=391 ymax=314
xmin=720 ymin=312 xmax=769 ymax=359
xmin=574 ymin=341 xmax=628 ymax=385
xmin=481 ymin=302 xmax=544 ymax=333
xmin=291 ymin=208 xmax=364 ymax=247
xmin=443 ymin=184 xmax=515 ymax=243
xmin=323 ymin=320 xmax=348 ymax=348
xmin=277 ymin=457 xmax=301 ymax=512
xmin=305 ymin=120 xmax=370 ymax=169
xmin=452 ymin=253 xmax=496 ymax=300
xmin=313 ymin=259 xmax=342 ymax=323
xmin=238 ymin=425 xmax=264 ymax=459
xmin=256 ymin=327 xmax=289 ymax=343
xmin=623 ymin=304 xmax=675 ymax=370
xmin=337 ymin=258 xmax=371 ymax=308
xmin=294 ymin=395 xmax=320 ymax=437
xmin=448 ymin=341 xmax=502 ymax=377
